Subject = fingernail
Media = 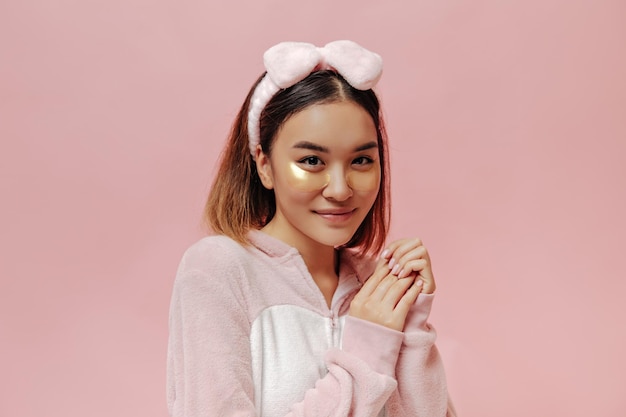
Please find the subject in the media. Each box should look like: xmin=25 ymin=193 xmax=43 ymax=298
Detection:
xmin=380 ymin=249 xmax=390 ymax=259
xmin=391 ymin=264 xmax=400 ymax=275
xmin=415 ymin=279 xmax=423 ymax=287
xmin=388 ymin=258 xmax=396 ymax=269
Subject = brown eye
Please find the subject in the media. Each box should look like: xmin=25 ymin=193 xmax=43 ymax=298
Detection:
xmin=299 ymin=156 xmax=323 ymax=166
xmin=353 ymin=156 xmax=374 ymax=165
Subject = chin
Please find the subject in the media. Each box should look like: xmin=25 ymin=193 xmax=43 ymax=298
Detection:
xmin=311 ymin=231 xmax=355 ymax=248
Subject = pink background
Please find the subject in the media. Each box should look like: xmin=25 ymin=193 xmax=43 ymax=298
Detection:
xmin=1 ymin=0 xmax=625 ymax=416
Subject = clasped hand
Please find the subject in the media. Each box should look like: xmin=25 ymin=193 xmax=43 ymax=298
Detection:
xmin=349 ymin=238 xmax=435 ymax=332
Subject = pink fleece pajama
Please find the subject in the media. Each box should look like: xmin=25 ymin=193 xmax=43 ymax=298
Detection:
xmin=167 ymin=229 xmax=455 ymax=416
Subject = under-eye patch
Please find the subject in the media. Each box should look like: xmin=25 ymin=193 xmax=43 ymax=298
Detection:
xmin=287 ymin=162 xmax=380 ymax=192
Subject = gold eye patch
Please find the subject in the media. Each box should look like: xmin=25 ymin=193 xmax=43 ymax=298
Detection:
xmin=287 ymin=162 xmax=380 ymax=192
xmin=346 ymin=169 xmax=380 ymax=192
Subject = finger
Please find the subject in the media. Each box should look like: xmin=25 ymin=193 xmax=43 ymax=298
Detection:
xmin=394 ymin=279 xmax=423 ymax=318
xmin=420 ymin=268 xmax=436 ymax=294
xmin=398 ymin=258 xmax=436 ymax=293
xmin=380 ymin=275 xmax=416 ymax=306
xmin=379 ymin=237 xmax=415 ymax=260
xmin=370 ymin=273 xmax=404 ymax=302
xmin=397 ymin=258 xmax=428 ymax=279
xmin=357 ymin=258 xmax=392 ymax=297
xmin=386 ymin=238 xmax=423 ymax=272
xmin=411 ymin=254 xmax=435 ymax=293
xmin=393 ymin=246 xmax=428 ymax=276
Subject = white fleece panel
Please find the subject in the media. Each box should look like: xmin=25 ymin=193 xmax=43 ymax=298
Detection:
xmin=250 ymin=304 xmax=341 ymax=416
xmin=250 ymin=305 xmax=387 ymax=417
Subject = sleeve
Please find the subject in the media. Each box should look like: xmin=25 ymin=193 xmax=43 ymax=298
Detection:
xmin=166 ymin=247 xmax=405 ymax=417
xmin=383 ymin=293 xmax=457 ymax=417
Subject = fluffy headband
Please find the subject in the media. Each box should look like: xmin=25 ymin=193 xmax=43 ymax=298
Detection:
xmin=247 ymin=40 xmax=383 ymax=156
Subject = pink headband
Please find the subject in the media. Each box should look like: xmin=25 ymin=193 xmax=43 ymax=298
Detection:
xmin=247 ymin=40 xmax=383 ymax=156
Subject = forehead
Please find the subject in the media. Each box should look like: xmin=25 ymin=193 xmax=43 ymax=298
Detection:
xmin=273 ymin=101 xmax=378 ymax=152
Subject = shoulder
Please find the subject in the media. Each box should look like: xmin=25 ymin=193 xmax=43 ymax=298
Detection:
xmin=170 ymin=236 xmax=256 ymax=324
xmin=175 ymin=234 xmax=252 ymax=281
xmin=171 ymin=235 xmax=258 ymax=307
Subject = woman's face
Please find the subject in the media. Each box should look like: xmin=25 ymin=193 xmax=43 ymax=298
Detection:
xmin=256 ymin=100 xmax=381 ymax=250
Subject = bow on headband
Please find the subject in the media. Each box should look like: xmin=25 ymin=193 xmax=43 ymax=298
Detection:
xmin=248 ymin=40 xmax=383 ymax=156
xmin=264 ymin=40 xmax=383 ymax=90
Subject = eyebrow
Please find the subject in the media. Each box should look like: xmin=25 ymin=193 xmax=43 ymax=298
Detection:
xmin=292 ymin=140 xmax=378 ymax=153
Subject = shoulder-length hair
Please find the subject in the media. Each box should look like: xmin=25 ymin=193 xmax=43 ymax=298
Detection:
xmin=204 ymin=70 xmax=390 ymax=256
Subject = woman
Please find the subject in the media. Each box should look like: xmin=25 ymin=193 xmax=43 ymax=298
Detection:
xmin=167 ymin=40 xmax=456 ymax=416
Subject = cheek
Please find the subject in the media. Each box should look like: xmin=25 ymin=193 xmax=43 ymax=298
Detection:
xmin=346 ymin=168 xmax=380 ymax=192
xmin=286 ymin=162 xmax=330 ymax=192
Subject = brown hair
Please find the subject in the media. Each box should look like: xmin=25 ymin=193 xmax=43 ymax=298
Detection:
xmin=204 ymin=70 xmax=390 ymax=256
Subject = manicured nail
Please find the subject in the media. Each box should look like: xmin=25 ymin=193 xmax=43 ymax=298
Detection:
xmin=388 ymin=258 xmax=396 ymax=269
xmin=380 ymin=249 xmax=390 ymax=259
xmin=415 ymin=279 xmax=423 ymax=287
xmin=391 ymin=264 xmax=400 ymax=275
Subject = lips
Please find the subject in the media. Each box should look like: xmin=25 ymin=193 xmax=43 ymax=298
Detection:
xmin=313 ymin=208 xmax=356 ymax=223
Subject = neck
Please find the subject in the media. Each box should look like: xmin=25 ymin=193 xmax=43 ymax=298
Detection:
xmin=298 ymin=243 xmax=338 ymax=278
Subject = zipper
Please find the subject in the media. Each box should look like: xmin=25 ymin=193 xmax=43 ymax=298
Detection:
xmin=328 ymin=278 xmax=361 ymax=348
xmin=329 ymin=310 xmax=340 ymax=347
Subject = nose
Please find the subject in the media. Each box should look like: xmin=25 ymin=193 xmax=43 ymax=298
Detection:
xmin=321 ymin=166 xmax=353 ymax=201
